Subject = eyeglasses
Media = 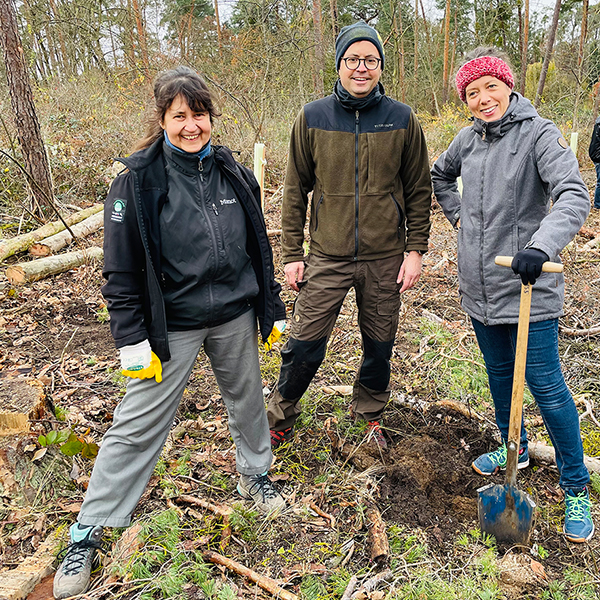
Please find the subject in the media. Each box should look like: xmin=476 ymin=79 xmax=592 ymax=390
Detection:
xmin=341 ymin=57 xmax=381 ymax=71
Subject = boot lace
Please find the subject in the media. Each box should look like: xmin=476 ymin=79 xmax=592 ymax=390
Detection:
xmin=57 ymin=538 xmax=104 ymax=576
xmin=488 ymin=444 xmax=507 ymax=468
xmin=566 ymin=492 xmax=592 ymax=522
xmin=246 ymin=474 xmax=280 ymax=501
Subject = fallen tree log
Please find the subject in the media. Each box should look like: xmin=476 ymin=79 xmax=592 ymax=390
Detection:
xmin=29 ymin=211 xmax=104 ymax=256
xmin=0 ymin=528 xmax=64 ymax=599
xmin=365 ymin=505 xmax=389 ymax=565
xmin=528 ymin=440 xmax=600 ymax=474
xmin=6 ymin=246 xmax=103 ymax=285
xmin=203 ymin=550 xmax=298 ymax=600
xmin=559 ymin=324 xmax=600 ymax=337
xmin=0 ymin=204 xmax=103 ymax=261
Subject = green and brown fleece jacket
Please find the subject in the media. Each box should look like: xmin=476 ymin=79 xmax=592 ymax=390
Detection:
xmin=281 ymin=90 xmax=432 ymax=263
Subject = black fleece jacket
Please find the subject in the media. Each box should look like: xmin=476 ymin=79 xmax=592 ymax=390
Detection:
xmin=101 ymin=138 xmax=285 ymax=361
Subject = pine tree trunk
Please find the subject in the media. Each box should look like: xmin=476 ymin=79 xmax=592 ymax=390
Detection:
xmin=442 ymin=0 xmax=451 ymax=103
xmin=534 ymin=0 xmax=562 ymax=109
xmin=0 ymin=0 xmax=54 ymax=219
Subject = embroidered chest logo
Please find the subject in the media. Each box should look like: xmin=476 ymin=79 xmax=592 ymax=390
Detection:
xmin=220 ymin=198 xmax=237 ymax=205
xmin=374 ymin=123 xmax=394 ymax=129
xmin=111 ymin=198 xmax=127 ymax=223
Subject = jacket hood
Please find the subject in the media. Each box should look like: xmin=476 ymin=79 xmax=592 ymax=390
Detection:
xmin=472 ymin=92 xmax=538 ymax=138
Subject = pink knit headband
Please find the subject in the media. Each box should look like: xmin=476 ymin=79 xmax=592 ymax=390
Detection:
xmin=455 ymin=56 xmax=514 ymax=103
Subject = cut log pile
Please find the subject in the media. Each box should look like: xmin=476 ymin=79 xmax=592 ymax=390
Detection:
xmin=1 ymin=204 xmax=104 ymax=285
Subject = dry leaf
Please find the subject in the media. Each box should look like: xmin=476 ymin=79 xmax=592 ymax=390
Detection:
xmin=530 ymin=558 xmax=547 ymax=580
xmin=32 ymin=447 xmax=47 ymax=461
xmin=322 ymin=385 xmax=353 ymax=396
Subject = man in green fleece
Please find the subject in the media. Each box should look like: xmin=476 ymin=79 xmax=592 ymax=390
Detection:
xmin=268 ymin=22 xmax=432 ymax=450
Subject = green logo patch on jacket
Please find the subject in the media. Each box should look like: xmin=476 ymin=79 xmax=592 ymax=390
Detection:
xmin=111 ymin=198 xmax=127 ymax=222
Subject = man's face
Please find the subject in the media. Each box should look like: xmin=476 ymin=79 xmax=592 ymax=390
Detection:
xmin=338 ymin=40 xmax=382 ymax=98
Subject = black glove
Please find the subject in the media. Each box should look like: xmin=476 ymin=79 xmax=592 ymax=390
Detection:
xmin=511 ymin=249 xmax=549 ymax=285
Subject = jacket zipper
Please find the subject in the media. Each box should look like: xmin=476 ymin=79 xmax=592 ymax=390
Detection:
xmin=197 ymin=158 xmax=220 ymax=317
xmin=354 ymin=110 xmax=360 ymax=260
xmin=314 ymin=194 xmax=323 ymax=231
xmin=479 ymin=133 xmax=490 ymax=324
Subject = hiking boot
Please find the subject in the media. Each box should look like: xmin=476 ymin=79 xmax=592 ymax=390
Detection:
xmin=53 ymin=524 xmax=104 ymax=599
xmin=366 ymin=421 xmax=388 ymax=450
xmin=270 ymin=427 xmax=293 ymax=449
xmin=564 ymin=487 xmax=594 ymax=543
xmin=237 ymin=473 xmax=286 ymax=515
xmin=472 ymin=443 xmax=529 ymax=476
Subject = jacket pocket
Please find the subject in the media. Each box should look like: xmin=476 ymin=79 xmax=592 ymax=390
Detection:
xmin=314 ymin=194 xmax=324 ymax=231
xmin=391 ymin=193 xmax=405 ymax=239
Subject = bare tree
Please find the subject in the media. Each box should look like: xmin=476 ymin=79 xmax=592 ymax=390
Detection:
xmin=534 ymin=0 xmax=562 ymax=109
xmin=572 ymin=0 xmax=589 ymax=130
xmin=311 ymin=0 xmax=325 ymax=98
xmin=519 ymin=0 xmax=529 ymax=95
xmin=442 ymin=0 xmax=451 ymax=103
xmin=0 ymin=0 xmax=54 ymax=219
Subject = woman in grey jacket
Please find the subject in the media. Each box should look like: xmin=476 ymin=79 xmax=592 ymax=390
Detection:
xmin=53 ymin=67 xmax=286 ymax=599
xmin=432 ymin=48 xmax=593 ymax=543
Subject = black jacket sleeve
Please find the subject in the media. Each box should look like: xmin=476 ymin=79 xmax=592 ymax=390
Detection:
xmin=101 ymin=171 xmax=149 ymax=349
xmin=589 ymin=119 xmax=600 ymax=163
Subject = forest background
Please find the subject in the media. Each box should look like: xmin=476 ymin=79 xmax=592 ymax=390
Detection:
xmin=2 ymin=0 xmax=600 ymax=209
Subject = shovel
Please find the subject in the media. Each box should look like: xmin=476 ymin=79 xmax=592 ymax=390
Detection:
xmin=476 ymin=255 xmax=563 ymax=545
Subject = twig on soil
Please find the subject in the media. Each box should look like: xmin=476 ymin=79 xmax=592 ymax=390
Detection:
xmin=340 ymin=575 xmax=358 ymax=600
xmin=579 ymin=396 xmax=600 ymax=428
xmin=176 ymin=495 xmax=233 ymax=550
xmin=176 ymin=494 xmax=233 ymax=517
xmin=350 ymin=569 xmax=394 ymax=599
xmin=560 ymin=324 xmax=600 ymax=336
xmin=203 ymin=549 xmax=298 ymax=600
xmin=305 ymin=500 xmax=336 ymax=528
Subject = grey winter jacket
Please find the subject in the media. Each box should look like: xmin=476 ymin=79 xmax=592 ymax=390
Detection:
xmin=431 ymin=93 xmax=590 ymax=325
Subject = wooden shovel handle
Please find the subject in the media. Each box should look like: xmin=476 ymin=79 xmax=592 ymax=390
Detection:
xmin=494 ymin=255 xmax=562 ymax=485
xmin=495 ymin=255 xmax=563 ymax=273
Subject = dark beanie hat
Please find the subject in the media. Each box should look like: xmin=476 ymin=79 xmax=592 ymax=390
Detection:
xmin=335 ymin=22 xmax=385 ymax=70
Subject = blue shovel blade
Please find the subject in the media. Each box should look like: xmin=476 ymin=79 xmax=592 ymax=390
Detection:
xmin=478 ymin=483 xmax=536 ymax=545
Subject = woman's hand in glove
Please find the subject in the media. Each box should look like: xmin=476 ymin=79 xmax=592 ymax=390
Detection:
xmin=511 ymin=249 xmax=549 ymax=285
xmin=119 ymin=340 xmax=163 ymax=383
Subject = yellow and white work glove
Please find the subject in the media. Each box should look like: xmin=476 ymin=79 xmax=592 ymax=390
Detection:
xmin=119 ymin=339 xmax=163 ymax=383
xmin=264 ymin=320 xmax=287 ymax=351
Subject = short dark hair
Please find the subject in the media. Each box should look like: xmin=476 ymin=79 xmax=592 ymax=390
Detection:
xmin=134 ymin=66 xmax=220 ymax=151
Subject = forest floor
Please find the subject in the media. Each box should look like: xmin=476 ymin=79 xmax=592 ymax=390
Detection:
xmin=1 ymin=170 xmax=600 ymax=599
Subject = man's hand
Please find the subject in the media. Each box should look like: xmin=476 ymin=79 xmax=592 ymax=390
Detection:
xmin=397 ymin=251 xmax=423 ymax=293
xmin=284 ymin=261 xmax=305 ymax=292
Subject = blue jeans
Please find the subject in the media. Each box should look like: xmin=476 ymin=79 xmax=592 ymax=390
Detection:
xmin=595 ymin=163 xmax=600 ymax=208
xmin=471 ymin=317 xmax=589 ymax=490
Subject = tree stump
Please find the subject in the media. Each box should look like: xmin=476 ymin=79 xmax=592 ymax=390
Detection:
xmin=0 ymin=379 xmax=46 ymax=435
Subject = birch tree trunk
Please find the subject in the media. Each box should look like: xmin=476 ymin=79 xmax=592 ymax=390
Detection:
xmin=519 ymin=0 xmax=529 ymax=95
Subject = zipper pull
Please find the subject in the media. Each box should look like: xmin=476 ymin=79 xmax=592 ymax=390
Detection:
xmin=482 ymin=123 xmax=487 ymax=141
xmin=212 ymin=203 xmax=219 ymax=215
xmin=355 ymin=110 xmax=359 ymax=122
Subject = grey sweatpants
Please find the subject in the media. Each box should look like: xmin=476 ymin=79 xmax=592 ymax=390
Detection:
xmin=78 ymin=309 xmax=272 ymax=528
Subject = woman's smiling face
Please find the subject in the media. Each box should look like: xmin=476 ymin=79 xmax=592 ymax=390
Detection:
xmin=161 ymin=94 xmax=211 ymax=153
xmin=465 ymin=76 xmax=511 ymax=122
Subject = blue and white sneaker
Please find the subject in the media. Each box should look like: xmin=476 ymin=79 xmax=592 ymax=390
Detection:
xmin=564 ymin=487 xmax=594 ymax=543
xmin=472 ymin=443 xmax=529 ymax=476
